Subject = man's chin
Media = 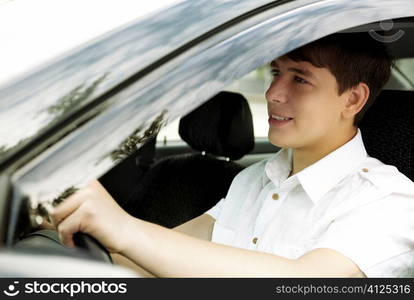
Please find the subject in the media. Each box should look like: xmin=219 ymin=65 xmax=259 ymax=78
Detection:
xmin=268 ymin=134 xmax=292 ymax=149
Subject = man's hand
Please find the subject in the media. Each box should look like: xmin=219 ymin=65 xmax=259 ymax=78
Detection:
xmin=52 ymin=180 xmax=134 ymax=253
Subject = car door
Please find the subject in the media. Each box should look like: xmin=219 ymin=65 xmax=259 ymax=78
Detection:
xmin=1 ymin=0 xmax=414 ymax=252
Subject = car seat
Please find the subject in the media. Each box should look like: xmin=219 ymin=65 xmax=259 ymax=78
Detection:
xmin=124 ymin=91 xmax=255 ymax=228
xmin=99 ymin=136 xmax=157 ymax=209
xmin=359 ymin=89 xmax=414 ymax=181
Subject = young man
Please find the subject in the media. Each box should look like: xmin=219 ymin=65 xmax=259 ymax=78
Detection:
xmin=52 ymin=33 xmax=414 ymax=277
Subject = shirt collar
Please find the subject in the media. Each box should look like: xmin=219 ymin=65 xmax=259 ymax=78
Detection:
xmin=264 ymin=129 xmax=368 ymax=204
xmin=264 ymin=147 xmax=291 ymax=187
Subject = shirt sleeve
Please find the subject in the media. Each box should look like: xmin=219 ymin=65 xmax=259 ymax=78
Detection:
xmin=204 ymin=198 xmax=226 ymax=220
xmin=310 ymin=192 xmax=414 ymax=277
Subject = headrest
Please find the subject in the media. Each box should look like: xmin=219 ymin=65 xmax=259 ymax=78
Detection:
xmin=360 ymin=90 xmax=414 ymax=181
xmin=179 ymin=91 xmax=254 ymax=160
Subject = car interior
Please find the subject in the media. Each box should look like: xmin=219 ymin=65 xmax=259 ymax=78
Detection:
xmin=9 ymin=17 xmax=414 ymax=271
xmin=98 ymin=20 xmax=414 ymax=233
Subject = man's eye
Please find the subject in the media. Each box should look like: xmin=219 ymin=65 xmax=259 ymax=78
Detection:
xmin=294 ymin=76 xmax=308 ymax=84
xmin=270 ymin=69 xmax=280 ymax=76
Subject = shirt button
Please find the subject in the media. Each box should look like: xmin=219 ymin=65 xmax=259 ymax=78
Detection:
xmin=272 ymin=193 xmax=279 ymax=200
xmin=252 ymin=237 xmax=258 ymax=244
xmin=362 ymin=168 xmax=369 ymax=173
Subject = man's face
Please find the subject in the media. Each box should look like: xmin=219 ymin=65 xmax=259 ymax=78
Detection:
xmin=266 ymin=56 xmax=350 ymax=150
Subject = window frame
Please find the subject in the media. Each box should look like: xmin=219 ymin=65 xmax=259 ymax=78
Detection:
xmin=4 ymin=0 xmax=414 ymax=245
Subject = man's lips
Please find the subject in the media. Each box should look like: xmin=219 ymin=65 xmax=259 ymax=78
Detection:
xmin=268 ymin=114 xmax=294 ymax=127
xmin=269 ymin=114 xmax=294 ymax=121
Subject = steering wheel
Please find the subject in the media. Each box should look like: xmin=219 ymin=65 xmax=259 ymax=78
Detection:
xmin=15 ymin=230 xmax=112 ymax=264
xmin=73 ymin=232 xmax=112 ymax=263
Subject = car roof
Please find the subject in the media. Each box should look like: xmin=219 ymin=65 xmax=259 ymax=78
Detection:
xmin=0 ymin=0 xmax=179 ymax=87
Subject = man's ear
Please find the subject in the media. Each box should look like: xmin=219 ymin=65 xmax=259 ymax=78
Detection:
xmin=342 ymin=82 xmax=370 ymax=120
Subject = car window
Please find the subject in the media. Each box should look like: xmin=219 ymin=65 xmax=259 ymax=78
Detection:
xmin=157 ymin=58 xmax=414 ymax=145
xmin=156 ymin=65 xmax=271 ymax=145
xmin=226 ymin=65 xmax=271 ymax=139
xmin=394 ymin=58 xmax=414 ymax=88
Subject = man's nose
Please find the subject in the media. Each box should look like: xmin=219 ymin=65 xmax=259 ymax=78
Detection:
xmin=265 ymin=77 xmax=289 ymax=104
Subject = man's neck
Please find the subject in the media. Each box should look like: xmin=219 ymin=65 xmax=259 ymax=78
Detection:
xmin=290 ymin=127 xmax=358 ymax=176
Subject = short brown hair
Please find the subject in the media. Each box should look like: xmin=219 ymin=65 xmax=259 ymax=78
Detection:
xmin=285 ymin=33 xmax=394 ymax=125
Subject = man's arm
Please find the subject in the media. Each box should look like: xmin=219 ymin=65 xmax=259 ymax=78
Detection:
xmin=119 ymin=218 xmax=364 ymax=277
xmin=53 ymin=180 xmax=364 ymax=277
xmin=110 ymin=214 xmax=215 ymax=276
xmin=172 ymin=214 xmax=215 ymax=241
xmin=110 ymin=253 xmax=155 ymax=277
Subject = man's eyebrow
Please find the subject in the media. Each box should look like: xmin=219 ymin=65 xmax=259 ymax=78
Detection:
xmin=270 ymin=60 xmax=278 ymax=68
xmin=270 ymin=60 xmax=317 ymax=80
xmin=288 ymin=67 xmax=316 ymax=80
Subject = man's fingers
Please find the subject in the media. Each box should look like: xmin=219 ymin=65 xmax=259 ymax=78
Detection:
xmin=39 ymin=219 xmax=56 ymax=230
xmin=49 ymin=180 xmax=126 ymax=253
xmin=57 ymin=208 xmax=84 ymax=248
xmin=52 ymin=190 xmax=84 ymax=225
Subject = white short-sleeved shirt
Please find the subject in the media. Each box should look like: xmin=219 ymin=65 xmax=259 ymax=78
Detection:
xmin=205 ymin=129 xmax=414 ymax=277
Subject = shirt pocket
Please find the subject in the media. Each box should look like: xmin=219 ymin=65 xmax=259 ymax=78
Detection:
xmin=211 ymin=222 xmax=236 ymax=246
